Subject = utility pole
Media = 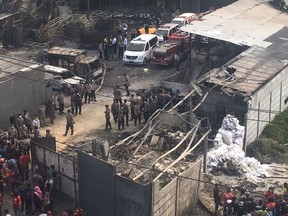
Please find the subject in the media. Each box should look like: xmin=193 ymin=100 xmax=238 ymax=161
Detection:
xmin=203 ymin=135 xmax=208 ymax=173
xmin=87 ymin=0 xmax=90 ymax=13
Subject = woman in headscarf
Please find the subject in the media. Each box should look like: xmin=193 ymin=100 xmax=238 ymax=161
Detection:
xmin=33 ymin=186 xmax=43 ymax=213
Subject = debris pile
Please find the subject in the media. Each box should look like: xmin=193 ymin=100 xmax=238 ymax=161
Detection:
xmin=110 ymin=111 xmax=208 ymax=187
xmin=208 ymin=114 xmax=270 ymax=183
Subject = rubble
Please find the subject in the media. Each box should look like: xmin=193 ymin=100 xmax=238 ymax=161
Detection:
xmin=208 ymin=114 xmax=270 ymax=183
xmin=110 ymin=111 xmax=208 ymax=187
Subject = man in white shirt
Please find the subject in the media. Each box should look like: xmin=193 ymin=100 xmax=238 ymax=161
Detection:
xmin=123 ymin=36 xmax=128 ymax=52
xmin=32 ymin=115 xmax=40 ymax=138
xmin=112 ymin=36 xmax=117 ymax=54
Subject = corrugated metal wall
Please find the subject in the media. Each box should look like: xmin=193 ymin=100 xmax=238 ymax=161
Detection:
xmin=245 ymin=66 xmax=288 ymax=145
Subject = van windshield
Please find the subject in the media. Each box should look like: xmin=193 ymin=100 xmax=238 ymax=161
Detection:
xmin=171 ymin=20 xmax=183 ymax=26
xmin=127 ymin=43 xmax=145 ymax=52
xmin=155 ymin=29 xmax=168 ymax=36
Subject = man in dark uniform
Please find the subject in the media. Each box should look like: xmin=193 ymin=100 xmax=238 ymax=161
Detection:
xmin=104 ymin=105 xmax=112 ymax=130
xmin=75 ymin=93 xmax=82 ymax=115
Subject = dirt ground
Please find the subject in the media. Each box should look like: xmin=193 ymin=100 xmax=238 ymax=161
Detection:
xmin=37 ymin=56 xmax=179 ymax=152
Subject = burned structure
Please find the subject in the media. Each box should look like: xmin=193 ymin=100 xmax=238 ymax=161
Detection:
xmin=181 ymin=0 xmax=288 ymax=147
xmin=77 ymin=94 xmax=210 ymax=216
xmin=0 ymin=12 xmax=22 ymax=48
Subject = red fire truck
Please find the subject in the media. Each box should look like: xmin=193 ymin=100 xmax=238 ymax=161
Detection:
xmin=151 ymin=30 xmax=190 ymax=66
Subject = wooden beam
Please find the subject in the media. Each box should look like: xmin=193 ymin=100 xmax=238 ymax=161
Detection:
xmin=153 ymin=129 xmax=210 ymax=182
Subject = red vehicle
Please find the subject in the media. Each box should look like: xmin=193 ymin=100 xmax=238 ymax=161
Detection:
xmin=151 ymin=30 xmax=190 ymax=66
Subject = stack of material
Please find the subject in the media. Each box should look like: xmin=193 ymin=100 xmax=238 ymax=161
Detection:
xmin=37 ymin=14 xmax=72 ymax=43
xmin=208 ymin=114 xmax=270 ymax=183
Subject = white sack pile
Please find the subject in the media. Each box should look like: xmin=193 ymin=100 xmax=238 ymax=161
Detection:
xmin=208 ymin=114 xmax=270 ymax=182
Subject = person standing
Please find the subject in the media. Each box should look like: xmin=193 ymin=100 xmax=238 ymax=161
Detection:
xmin=108 ymin=36 xmax=113 ymax=59
xmin=129 ymin=94 xmax=136 ymax=121
xmin=33 ymin=186 xmax=43 ymax=213
xmin=57 ymin=92 xmax=65 ymax=115
xmin=75 ymin=93 xmax=82 ymax=115
xmin=19 ymin=151 xmax=30 ymax=181
xmin=12 ymin=192 xmax=21 ymax=216
xmin=23 ymin=110 xmax=32 ymax=136
xmin=134 ymin=102 xmax=141 ymax=126
xmin=84 ymin=83 xmax=92 ymax=104
xmin=98 ymin=43 xmax=103 ymax=59
xmin=118 ymin=35 xmax=124 ymax=58
xmin=91 ymin=82 xmax=97 ymax=102
xmin=122 ymin=99 xmax=129 ymax=126
xmin=156 ymin=17 xmax=161 ymax=29
xmin=123 ymin=73 xmax=130 ymax=96
xmin=213 ymin=184 xmax=221 ymax=216
xmin=113 ymin=85 xmax=122 ymax=104
xmin=143 ymin=100 xmax=150 ymax=123
xmin=117 ymin=106 xmax=125 ymax=130
xmin=38 ymin=103 xmax=46 ymax=128
xmin=46 ymin=99 xmax=56 ymax=124
xmin=70 ymin=92 xmax=76 ymax=115
xmin=112 ymin=36 xmax=117 ymax=54
xmin=64 ymin=109 xmax=74 ymax=136
xmin=32 ymin=116 xmax=40 ymax=138
xmin=174 ymin=53 xmax=180 ymax=71
xmin=111 ymin=100 xmax=119 ymax=124
xmin=123 ymin=36 xmax=128 ymax=52
xmin=104 ymin=105 xmax=112 ymax=130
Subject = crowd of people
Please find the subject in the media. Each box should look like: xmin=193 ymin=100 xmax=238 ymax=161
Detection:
xmin=214 ymin=183 xmax=288 ymax=216
xmin=0 ymin=123 xmax=84 ymax=215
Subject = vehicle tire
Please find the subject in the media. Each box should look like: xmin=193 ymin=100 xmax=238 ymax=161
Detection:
xmin=143 ymin=58 xmax=147 ymax=65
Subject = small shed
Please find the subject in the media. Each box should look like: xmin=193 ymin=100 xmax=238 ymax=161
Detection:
xmin=0 ymin=55 xmax=51 ymax=128
xmin=47 ymin=46 xmax=87 ymax=71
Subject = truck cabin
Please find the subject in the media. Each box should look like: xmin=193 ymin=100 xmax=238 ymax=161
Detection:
xmin=171 ymin=13 xmax=198 ymax=27
xmin=47 ymin=46 xmax=87 ymax=72
xmin=77 ymin=56 xmax=103 ymax=82
xmin=152 ymin=41 xmax=180 ymax=65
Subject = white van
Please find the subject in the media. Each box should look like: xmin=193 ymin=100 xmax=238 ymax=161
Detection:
xmin=155 ymin=23 xmax=179 ymax=43
xmin=123 ymin=34 xmax=158 ymax=65
xmin=171 ymin=13 xmax=198 ymax=27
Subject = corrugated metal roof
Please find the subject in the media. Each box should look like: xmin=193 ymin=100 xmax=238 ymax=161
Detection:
xmin=0 ymin=55 xmax=41 ymax=81
xmin=205 ymin=46 xmax=288 ymax=96
xmin=181 ymin=0 xmax=288 ymax=47
xmin=48 ymin=46 xmax=87 ymax=57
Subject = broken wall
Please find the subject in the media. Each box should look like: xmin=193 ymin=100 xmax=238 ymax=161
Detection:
xmin=246 ymin=66 xmax=288 ymax=146
xmin=195 ymin=86 xmax=247 ymax=131
xmin=152 ymin=159 xmax=202 ymax=216
xmin=77 ymin=151 xmax=202 ymax=216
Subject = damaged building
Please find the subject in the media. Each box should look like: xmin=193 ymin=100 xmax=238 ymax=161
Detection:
xmin=181 ymin=0 xmax=288 ymax=147
xmin=77 ymin=107 xmax=210 ymax=216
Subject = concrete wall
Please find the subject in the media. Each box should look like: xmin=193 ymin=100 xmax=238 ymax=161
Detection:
xmin=0 ymin=66 xmax=52 ymax=128
xmin=77 ymin=151 xmax=202 ymax=216
xmin=78 ymin=151 xmax=115 ymax=216
xmin=115 ymin=175 xmax=152 ymax=216
xmin=152 ymin=159 xmax=202 ymax=216
xmin=246 ymin=66 xmax=288 ymax=145
xmin=153 ymin=178 xmax=177 ymax=216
